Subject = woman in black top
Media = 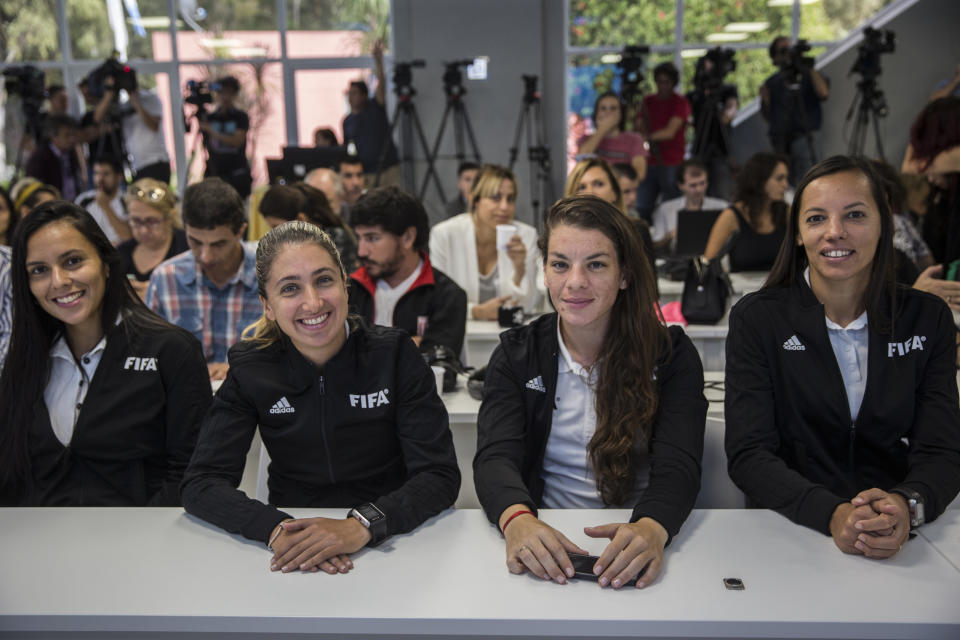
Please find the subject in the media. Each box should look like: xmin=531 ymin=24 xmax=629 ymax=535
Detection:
xmin=474 ymin=196 xmax=705 ymax=589
xmin=181 ymin=221 xmax=459 ymax=575
xmin=117 ymin=179 xmax=188 ymax=300
xmin=704 ymin=152 xmax=788 ymax=271
xmin=0 ymin=201 xmax=210 ymax=506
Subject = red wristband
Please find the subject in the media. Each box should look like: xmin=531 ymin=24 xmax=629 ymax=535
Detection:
xmin=501 ymin=509 xmax=534 ymax=534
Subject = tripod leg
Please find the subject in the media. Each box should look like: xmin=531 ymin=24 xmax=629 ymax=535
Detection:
xmin=375 ymin=102 xmax=405 ymax=187
xmin=871 ymin=110 xmax=886 ymax=162
xmin=411 ymin=105 xmax=446 ymax=203
xmin=508 ymin=103 xmax=528 ymax=171
xmin=421 ymin=102 xmax=453 ymax=200
xmin=458 ymin=102 xmax=483 ymax=163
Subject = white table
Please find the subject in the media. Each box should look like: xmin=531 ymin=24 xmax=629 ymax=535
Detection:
xmin=463 ymin=319 xmax=507 ymax=368
xmin=1 ymin=507 xmax=957 ymax=639
xmin=919 ymin=504 xmax=960 ymax=574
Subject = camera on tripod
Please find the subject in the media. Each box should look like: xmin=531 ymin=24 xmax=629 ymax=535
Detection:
xmin=694 ymin=47 xmax=736 ymax=93
xmin=2 ymin=65 xmax=46 ymax=117
xmin=87 ymin=57 xmax=138 ymax=99
xmin=851 ymin=26 xmax=895 ymax=78
xmin=618 ymin=44 xmax=650 ymax=101
xmin=443 ymin=60 xmax=473 ymax=98
xmin=392 ymin=60 xmax=425 ymax=98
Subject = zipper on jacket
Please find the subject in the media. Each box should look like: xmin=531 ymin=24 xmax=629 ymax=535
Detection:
xmin=317 ymin=374 xmax=336 ymax=483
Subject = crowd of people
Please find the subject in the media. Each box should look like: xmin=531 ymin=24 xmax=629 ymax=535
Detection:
xmin=0 ymin=37 xmax=959 ymax=593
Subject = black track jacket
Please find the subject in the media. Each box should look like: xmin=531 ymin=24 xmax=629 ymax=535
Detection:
xmin=473 ymin=313 xmax=706 ymax=542
xmin=4 ymin=321 xmax=210 ymax=506
xmin=725 ymin=278 xmax=960 ymax=535
xmin=348 ymin=252 xmax=467 ymax=355
xmin=181 ymin=320 xmax=460 ymax=544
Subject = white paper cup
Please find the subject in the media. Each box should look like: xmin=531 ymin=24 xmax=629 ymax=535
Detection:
xmin=431 ymin=365 xmax=445 ymax=394
xmin=496 ymin=224 xmax=517 ymax=251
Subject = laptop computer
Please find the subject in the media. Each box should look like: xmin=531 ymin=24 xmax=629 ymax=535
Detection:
xmin=675 ymin=208 xmax=724 ymax=257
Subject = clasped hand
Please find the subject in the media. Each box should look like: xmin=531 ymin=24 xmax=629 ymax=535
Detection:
xmin=829 ymin=488 xmax=910 ymax=559
xmin=504 ymin=513 xmax=667 ymax=589
xmin=269 ymin=516 xmax=371 ymax=574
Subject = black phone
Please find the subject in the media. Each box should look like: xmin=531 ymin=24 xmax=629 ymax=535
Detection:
xmin=567 ymin=553 xmax=640 ymax=587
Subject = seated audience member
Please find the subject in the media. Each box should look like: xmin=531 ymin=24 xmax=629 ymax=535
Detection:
xmin=259 ymin=182 xmax=358 ymax=272
xmin=348 ymin=186 xmax=467 ymax=354
xmin=474 ymin=196 xmax=706 ymax=589
xmin=314 ymin=127 xmax=339 ymax=147
xmin=76 ymin=155 xmax=130 ymax=246
xmin=725 ymin=156 xmax=960 ymax=558
xmin=0 ymin=185 xmax=16 ymax=246
xmin=445 ymin=161 xmax=480 ymax=218
xmin=146 ymin=178 xmax=261 ymax=381
xmin=430 ymin=164 xmax=541 ymax=320
xmin=305 ymin=167 xmax=347 ymax=223
xmin=928 ymin=61 xmax=960 ymax=102
xmin=900 ymin=173 xmax=930 ymax=230
xmin=703 ymin=152 xmax=788 ymax=271
xmin=867 ymin=161 xmax=933 ymax=286
xmin=611 ymin=162 xmax=641 ymax=217
xmin=0 ymin=202 xmax=210 ymax=506
xmin=338 ymin=155 xmax=366 ymax=221
xmin=577 ymin=91 xmax=648 ymax=182
xmin=118 ymin=179 xmax=188 ymax=301
xmin=11 ymin=179 xmax=60 ymax=221
xmin=565 ymin=158 xmax=654 ymax=273
xmin=652 ymin=159 xmax=728 ymax=252
xmin=181 ymin=222 xmax=460 ymax=572
xmin=25 ymin=115 xmax=83 ymax=201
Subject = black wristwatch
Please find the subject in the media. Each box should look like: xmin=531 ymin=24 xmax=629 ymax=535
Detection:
xmin=891 ymin=488 xmax=926 ymax=529
xmin=348 ymin=503 xmax=388 ymax=547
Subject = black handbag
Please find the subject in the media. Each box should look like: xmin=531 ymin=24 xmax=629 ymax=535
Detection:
xmin=681 ymin=256 xmax=732 ymax=325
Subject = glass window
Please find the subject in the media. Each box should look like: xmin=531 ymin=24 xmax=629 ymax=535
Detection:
xmin=171 ymin=0 xmax=277 ymax=62
xmin=284 ymin=0 xmax=389 ymax=59
xmin=1 ymin=3 xmax=59 ymax=61
xmin=569 ymin=0 xmax=676 ymax=48
xmin=293 ymin=68 xmax=366 ymax=147
xmin=66 ymin=0 xmax=172 ymax=62
xmin=683 ymin=0 xmax=789 ymax=46
xmin=799 ymin=0 xmax=895 ymax=42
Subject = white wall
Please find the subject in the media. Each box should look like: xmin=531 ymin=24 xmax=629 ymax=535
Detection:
xmin=733 ymin=0 xmax=960 ymax=168
xmin=391 ymin=0 xmax=566 ymax=226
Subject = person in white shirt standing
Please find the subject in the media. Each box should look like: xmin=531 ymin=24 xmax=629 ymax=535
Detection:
xmin=652 ymin=159 xmax=728 ymax=252
xmin=76 ymin=155 xmax=130 ymax=246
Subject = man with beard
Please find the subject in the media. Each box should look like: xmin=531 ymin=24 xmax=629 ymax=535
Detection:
xmin=348 ymin=186 xmax=466 ymax=355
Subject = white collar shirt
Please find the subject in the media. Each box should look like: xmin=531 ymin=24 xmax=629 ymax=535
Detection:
xmin=44 ymin=333 xmax=109 ymax=446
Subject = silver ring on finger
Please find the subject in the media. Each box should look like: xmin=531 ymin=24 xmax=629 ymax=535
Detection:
xmin=518 ymin=545 xmax=528 ymax=553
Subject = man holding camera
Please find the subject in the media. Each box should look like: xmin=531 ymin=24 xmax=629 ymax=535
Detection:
xmin=687 ymin=51 xmax=739 ymax=201
xmin=198 ymin=76 xmax=252 ymax=200
xmin=93 ymin=71 xmax=170 ymax=184
xmin=760 ymin=36 xmax=830 ymax=185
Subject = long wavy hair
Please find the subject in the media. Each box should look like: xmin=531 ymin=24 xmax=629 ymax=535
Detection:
xmin=735 ymin=152 xmax=789 ymax=230
xmin=0 ymin=201 xmax=184 ymax=497
xmin=765 ymin=155 xmax=897 ymax=333
xmin=564 ymin=157 xmax=626 ymax=214
xmin=909 ymin=96 xmax=960 ymax=170
xmin=243 ymin=221 xmax=347 ymax=347
xmin=538 ymin=196 xmax=671 ymax=505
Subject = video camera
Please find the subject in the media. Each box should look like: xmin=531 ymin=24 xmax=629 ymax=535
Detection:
xmin=618 ymin=44 xmax=650 ymax=102
xmin=780 ymin=39 xmax=814 ymax=84
xmin=2 ymin=65 xmax=46 ymax=115
xmin=851 ymin=26 xmax=895 ymax=78
xmin=86 ymin=57 xmax=137 ymax=99
xmin=184 ymin=80 xmax=221 ymax=108
xmin=443 ymin=59 xmax=473 ymax=98
xmin=694 ymin=47 xmax=736 ymax=92
xmin=392 ymin=59 xmax=425 ymax=99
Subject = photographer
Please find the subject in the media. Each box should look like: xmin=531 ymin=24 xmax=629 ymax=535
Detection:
xmin=343 ymin=39 xmax=400 ymax=188
xmin=197 ymin=76 xmax=252 ymax=199
xmin=686 ymin=49 xmax=739 ymax=200
xmin=93 ymin=66 xmax=171 ymax=184
xmin=760 ymin=36 xmax=830 ymax=185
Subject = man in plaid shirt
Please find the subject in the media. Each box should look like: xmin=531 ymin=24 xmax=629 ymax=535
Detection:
xmin=146 ymin=178 xmax=261 ymax=380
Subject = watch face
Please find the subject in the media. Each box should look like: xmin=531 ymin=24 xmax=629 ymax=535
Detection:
xmin=358 ymin=504 xmax=385 ymax=522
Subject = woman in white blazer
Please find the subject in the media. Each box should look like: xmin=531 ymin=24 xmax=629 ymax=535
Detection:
xmin=429 ymin=165 xmax=541 ymax=320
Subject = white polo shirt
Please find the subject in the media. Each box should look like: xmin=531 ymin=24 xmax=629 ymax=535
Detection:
xmin=373 ymin=259 xmax=422 ymax=328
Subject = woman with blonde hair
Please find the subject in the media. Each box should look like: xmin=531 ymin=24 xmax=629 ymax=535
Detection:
xmin=430 ymin=164 xmax=541 ymax=319
xmin=118 ymin=179 xmax=187 ymax=300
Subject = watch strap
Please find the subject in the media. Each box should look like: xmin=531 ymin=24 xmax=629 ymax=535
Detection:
xmin=349 ymin=503 xmax=388 ymax=547
xmin=890 ymin=488 xmax=925 ymax=529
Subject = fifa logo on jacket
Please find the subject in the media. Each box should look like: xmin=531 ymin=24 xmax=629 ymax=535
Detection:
xmin=887 ymin=335 xmax=926 ymax=357
xmin=124 ymin=356 xmax=158 ymax=371
xmin=350 ymin=389 xmax=390 ymax=408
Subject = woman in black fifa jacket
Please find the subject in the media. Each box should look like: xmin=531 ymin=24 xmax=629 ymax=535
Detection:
xmin=474 ymin=196 xmax=706 ymax=590
xmin=725 ymin=156 xmax=960 ymax=559
xmin=181 ymin=221 xmax=459 ymax=575
xmin=0 ymin=201 xmax=210 ymax=506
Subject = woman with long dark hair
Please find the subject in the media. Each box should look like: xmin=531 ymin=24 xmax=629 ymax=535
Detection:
xmin=725 ymin=156 xmax=960 ymax=558
xmin=181 ymin=221 xmax=459 ymax=574
xmin=703 ymin=151 xmax=789 ymax=271
xmin=576 ymin=91 xmax=648 ymax=182
xmin=0 ymin=201 xmax=210 ymax=506
xmin=474 ymin=196 xmax=706 ymax=589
